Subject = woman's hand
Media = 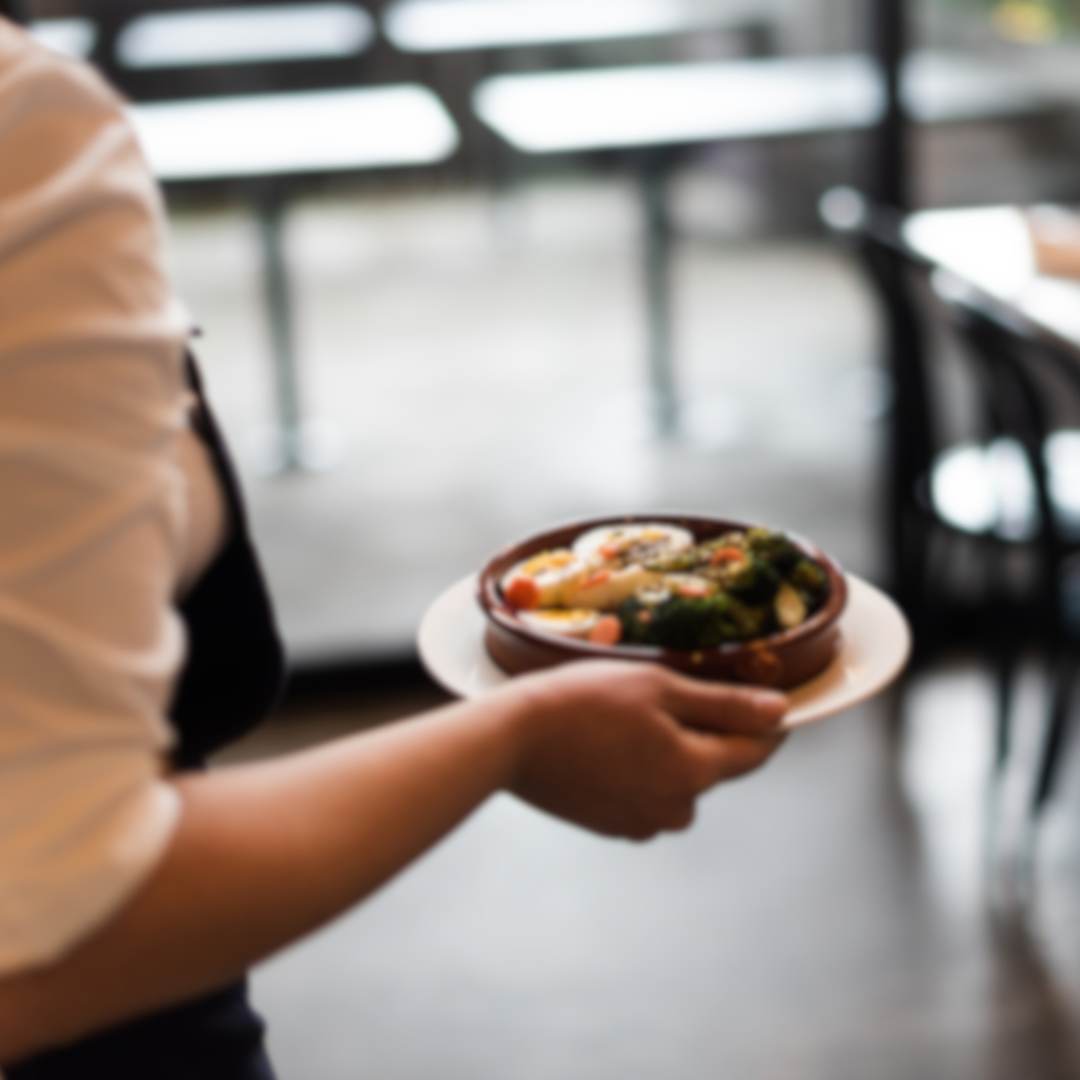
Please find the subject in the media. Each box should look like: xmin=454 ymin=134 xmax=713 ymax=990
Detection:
xmin=501 ymin=661 xmax=787 ymax=841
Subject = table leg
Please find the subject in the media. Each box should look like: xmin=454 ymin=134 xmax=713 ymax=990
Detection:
xmin=256 ymin=192 xmax=305 ymax=471
xmin=254 ymin=191 xmax=339 ymax=473
xmin=639 ymin=156 xmax=679 ymax=437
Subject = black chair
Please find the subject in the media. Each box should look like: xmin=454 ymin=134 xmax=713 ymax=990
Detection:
xmin=935 ymin=279 xmax=1080 ymax=823
xmin=822 ymin=188 xmax=1080 ymax=836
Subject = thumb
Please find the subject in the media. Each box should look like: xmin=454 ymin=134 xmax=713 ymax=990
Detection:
xmin=659 ymin=672 xmax=788 ymax=735
xmin=679 ymin=729 xmax=787 ymax=790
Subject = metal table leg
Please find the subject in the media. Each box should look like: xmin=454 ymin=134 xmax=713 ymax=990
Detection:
xmin=255 ymin=190 xmax=338 ymax=473
xmin=639 ymin=155 xmax=679 ymax=437
xmin=637 ymin=153 xmax=743 ymax=446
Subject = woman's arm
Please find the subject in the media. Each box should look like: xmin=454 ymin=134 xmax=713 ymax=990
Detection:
xmin=0 ymin=662 xmax=784 ymax=1063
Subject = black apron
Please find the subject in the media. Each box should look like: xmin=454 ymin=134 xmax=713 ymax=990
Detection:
xmin=9 ymin=355 xmax=288 ymax=1080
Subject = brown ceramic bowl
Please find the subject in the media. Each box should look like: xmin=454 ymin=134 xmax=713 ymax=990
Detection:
xmin=476 ymin=514 xmax=847 ymax=689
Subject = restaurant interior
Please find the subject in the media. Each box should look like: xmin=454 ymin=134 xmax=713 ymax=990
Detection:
xmin=18 ymin=0 xmax=1080 ymax=1075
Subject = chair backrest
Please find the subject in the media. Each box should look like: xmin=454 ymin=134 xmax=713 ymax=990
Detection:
xmin=934 ymin=275 xmax=1079 ymax=617
xmin=822 ymin=186 xmax=1080 ymax=637
xmin=819 ymin=187 xmax=938 ymax=615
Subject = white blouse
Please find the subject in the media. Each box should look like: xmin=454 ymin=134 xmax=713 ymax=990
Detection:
xmin=0 ymin=22 xmax=227 ymax=976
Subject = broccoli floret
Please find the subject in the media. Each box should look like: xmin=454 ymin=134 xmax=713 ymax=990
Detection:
xmin=745 ymin=528 xmax=801 ymax=572
xmin=647 ymin=597 xmax=717 ymax=650
xmin=789 ymin=557 xmax=828 ymax=600
xmin=620 ymin=585 xmax=783 ymax=649
xmin=727 ymin=598 xmax=772 ymax=640
xmin=630 ymin=594 xmax=733 ymax=650
xmin=725 ymin=556 xmax=781 ymax=604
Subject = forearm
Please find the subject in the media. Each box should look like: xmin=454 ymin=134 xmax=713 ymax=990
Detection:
xmin=1 ymin=691 xmax=525 ymax=1063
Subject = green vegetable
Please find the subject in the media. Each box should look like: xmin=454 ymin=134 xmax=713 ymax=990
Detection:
xmin=619 ymin=592 xmax=782 ymax=648
xmin=725 ymin=556 xmax=781 ymax=604
xmin=649 ymin=597 xmax=725 ymax=649
xmin=745 ymin=528 xmax=801 ymax=572
xmin=727 ymin=598 xmax=771 ymax=639
xmin=615 ymin=527 xmax=830 ymax=650
xmin=617 ymin=594 xmax=739 ymax=649
xmin=644 ymin=550 xmax=699 ymax=573
xmin=790 ymin=557 xmax=827 ymax=598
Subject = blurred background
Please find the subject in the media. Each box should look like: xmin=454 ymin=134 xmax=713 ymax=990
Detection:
xmin=21 ymin=0 xmax=1080 ymax=1076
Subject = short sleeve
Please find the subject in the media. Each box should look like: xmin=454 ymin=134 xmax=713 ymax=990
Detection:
xmin=0 ymin=29 xmax=189 ymax=974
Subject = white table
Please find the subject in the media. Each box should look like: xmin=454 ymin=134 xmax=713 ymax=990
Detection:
xmin=29 ymin=16 xmax=97 ymax=58
xmin=474 ymin=51 xmax=1069 ymax=153
xmin=909 ymin=206 xmax=1080 ymax=545
xmin=474 ymin=50 xmax=1070 ymax=436
xmin=902 ymin=205 xmax=1080 ymax=353
xmin=31 ymin=5 xmax=377 ymax=72
xmin=131 ymin=85 xmax=457 ymax=181
xmin=383 ymin=0 xmax=780 ymax=53
xmin=114 ymin=2 xmax=374 ymax=69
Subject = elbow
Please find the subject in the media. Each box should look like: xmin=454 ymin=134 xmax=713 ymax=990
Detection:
xmin=0 ymin=978 xmax=50 ymax=1066
xmin=0 ymin=958 xmax=102 ymax=1066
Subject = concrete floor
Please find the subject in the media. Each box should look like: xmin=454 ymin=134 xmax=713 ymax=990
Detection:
xmin=172 ymin=170 xmax=1080 ymax=1078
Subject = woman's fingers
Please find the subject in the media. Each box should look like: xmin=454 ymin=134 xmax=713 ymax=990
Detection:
xmin=658 ymin=671 xmax=788 ymax=736
xmin=679 ymin=729 xmax=786 ymax=791
xmin=504 ymin=661 xmax=789 ymax=840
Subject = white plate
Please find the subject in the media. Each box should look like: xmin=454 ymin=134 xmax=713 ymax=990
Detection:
xmin=418 ymin=573 xmax=911 ymax=729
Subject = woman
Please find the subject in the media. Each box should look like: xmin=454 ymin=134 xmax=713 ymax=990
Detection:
xmin=0 ymin=12 xmax=786 ymax=1078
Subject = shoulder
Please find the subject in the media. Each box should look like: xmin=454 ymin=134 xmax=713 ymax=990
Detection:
xmin=0 ymin=19 xmax=128 ymax=144
xmin=0 ymin=19 xmax=188 ymax=361
xmin=0 ymin=18 xmax=166 ymax=235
